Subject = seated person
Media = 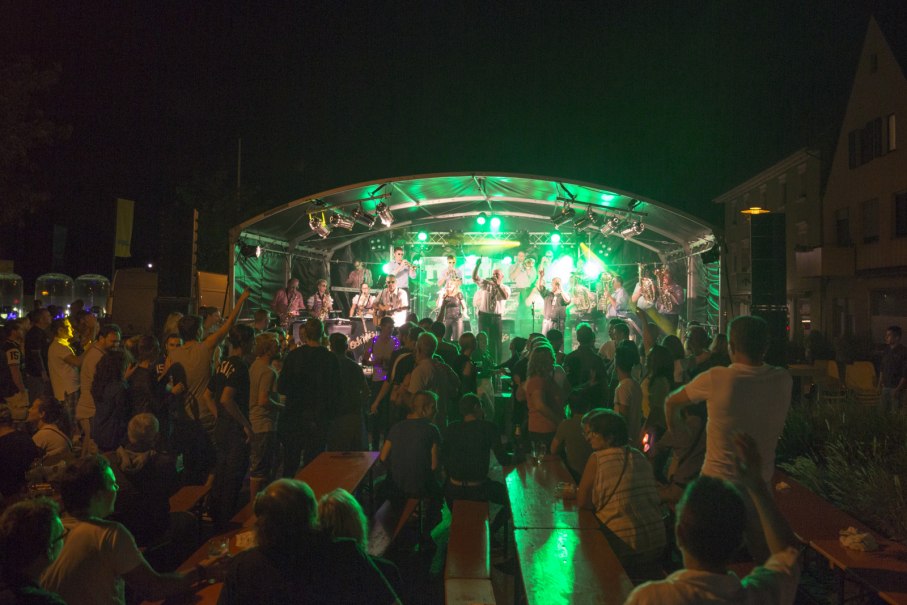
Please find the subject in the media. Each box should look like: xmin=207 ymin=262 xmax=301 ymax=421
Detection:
xmin=318 ymin=488 xmax=403 ymax=597
xmin=577 ymin=409 xmax=666 ymax=572
xmin=625 ymin=433 xmax=802 ymax=604
xmin=648 ymin=401 xmax=707 ymax=505
xmin=219 ymin=479 xmax=400 ymax=605
xmin=0 ymin=403 xmax=41 ymax=504
xmin=379 ymin=390 xmax=442 ymax=504
xmin=551 ymin=397 xmax=596 ymax=481
xmin=41 ymin=455 xmax=214 ymax=605
xmin=0 ymin=497 xmax=67 ymax=604
xmin=29 ymin=398 xmax=74 ymax=467
xmin=106 ymin=413 xmax=181 ymax=548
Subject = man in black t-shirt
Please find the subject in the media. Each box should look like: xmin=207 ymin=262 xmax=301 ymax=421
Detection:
xmin=24 ymin=308 xmax=52 ymax=402
xmin=278 ymin=319 xmax=341 ymax=477
xmin=0 ymin=403 xmax=40 ymax=499
xmin=441 ymin=394 xmax=512 ymax=510
xmin=207 ymin=325 xmax=254 ymax=528
xmin=1 ymin=321 xmax=28 ymax=420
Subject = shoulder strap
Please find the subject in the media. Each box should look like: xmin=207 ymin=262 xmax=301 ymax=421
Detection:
xmin=596 ymin=446 xmax=630 ymax=514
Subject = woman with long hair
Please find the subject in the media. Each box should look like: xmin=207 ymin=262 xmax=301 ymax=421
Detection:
xmin=641 ymin=344 xmax=675 ymax=447
xmin=436 ymin=280 xmax=467 ymax=342
xmin=90 ymin=349 xmax=132 ymax=452
xmin=523 ymin=345 xmax=565 ymax=447
xmin=29 ymin=397 xmax=74 ymax=466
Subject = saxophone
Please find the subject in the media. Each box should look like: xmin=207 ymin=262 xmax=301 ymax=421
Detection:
xmin=317 ymin=294 xmax=333 ymax=321
xmin=637 ymin=264 xmax=656 ymax=310
xmin=655 ymin=267 xmax=673 ymax=313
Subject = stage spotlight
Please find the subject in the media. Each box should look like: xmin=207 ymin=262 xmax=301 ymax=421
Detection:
xmin=309 ymin=215 xmax=331 ymax=239
xmin=573 ymin=211 xmax=599 ymax=232
xmin=490 ymin=216 xmax=501 ymax=231
xmin=382 ymin=262 xmax=394 ymax=275
xmin=329 ymin=213 xmax=355 ymax=231
xmin=375 ymin=202 xmax=394 ymax=227
xmin=417 ymin=231 xmax=428 ymax=242
xmin=620 ymin=220 xmax=645 ymax=239
xmin=476 ymin=212 xmax=488 ymax=226
xmin=600 ymin=216 xmax=621 ymax=237
xmin=501 ymin=256 xmax=513 ymax=266
xmin=351 ymin=207 xmax=377 ymax=228
xmin=551 ymin=206 xmax=576 ymax=227
xmin=550 ymin=232 xmax=562 ymax=245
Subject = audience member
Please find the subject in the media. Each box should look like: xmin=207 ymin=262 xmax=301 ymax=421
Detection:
xmin=47 ymin=318 xmax=83 ymax=422
xmin=77 ymin=324 xmax=122 ymax=456
xmin=625 ymin=433 xmax=801 ymax=605
xmin=90 ymin=349 xmax=132 ymax=453
xmin=278 ymin=318 xmax=340 ymax=476
xmin=29 ymin=398 xmax=74 ymax=466
xmin=577 ymin=410 xmax=666 ymax=572
xmin=523 ymin=345 xmax=566 ymax=448
xmin=1 ymin=320 xmax=29 ymax=422
xmin=430 ymin=321 xmax=459 ymax=368
xmin=0 ymin=404 xmax=41 ymax=504
xmin=453 ymin=333 xmax=478 ymax=410
xmin=0 ymin=497 xmax=67 ymax=604
xmin=551 ymin=396 xmax=596 ymax=481
xmin=248 ymin=332 xmax=283 ymax=502
xmin=126 ymin=334 xmax=162 ymax=419
xmin=219 ymin=478 xmax=399 ymax=604
xmin=379 ymin=391 xmax=442 ymax=510
xmin=665 ymin=315 xmax=792 ymax=559
xmin=24 ymin=309 xmax=52 ymax=404
xmin=879 ymin=325 xmax=907 ymax=414
xmin=41 ymin=455 xmax=215 ymax=604
xmin=327 ymin=332 xmax=369 ymax=451
xmin=613 ymin=341 xmax=643 ymax=448
xmin=208 ymin=325 xmax=255 ymax=529
xmin=648 ymin=401 xmax=707 ymax=504
xmin=365 ymin=317 xmax=399 ymax=448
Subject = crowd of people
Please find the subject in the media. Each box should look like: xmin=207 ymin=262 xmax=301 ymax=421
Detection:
xmin=5 ymin=273 xmax=904 ymax=605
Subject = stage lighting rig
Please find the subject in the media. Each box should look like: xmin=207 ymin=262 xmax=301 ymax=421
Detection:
xmin=476 ymin=212 xmax=488 ymax=226
xmin=351 ymin=207 xmax=377 ymax=228
xmin=238 ymin=242 xmax=261 ymax=258
xmin=573 ymin=211 xmax=600 ymax=232
xmin=309 ymin=215 xmax=332 ymax=239
xmin=619 ymin=220 xmax=645 ymax=239
xmin=551 ymin=205 xmax=576 ymax=227
xmin=599 ymin=216 xmax=621 ymax=237
xmin=376 ymin=202 xmax=394 ymax=227
xmin=329 ymin=213 xmax=355 ymax=231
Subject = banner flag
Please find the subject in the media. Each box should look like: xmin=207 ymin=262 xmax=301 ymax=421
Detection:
xmin=114 ymin=198 xmax=134 ymax=257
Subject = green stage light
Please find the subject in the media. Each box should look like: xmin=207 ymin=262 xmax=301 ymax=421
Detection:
xmin=550 ymin=232 xmax=561 ymax=245
xmin=501 ymin=256 xmax=513 ymax=266
xmin=583 ymin=260 xmax=603 ymax=280
xmin=490 ymin=216 xmax=501 ymax=231
xmin=382 ymin=262 xmax=393 ymax=275
xmin=417 ymin=231 xmax=428 ymax=241
xmin=600 ymin=193 xmax=616 ymax=203
xmin=476 ymin=213 xmax=487 ymax=226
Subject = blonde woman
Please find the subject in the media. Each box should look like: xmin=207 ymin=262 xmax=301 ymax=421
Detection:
xmin=435 ymin=280 xmax=467 ymax=341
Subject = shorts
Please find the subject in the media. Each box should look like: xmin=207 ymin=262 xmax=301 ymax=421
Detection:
xmin=249 ymin=431 xmax=280 ymax=479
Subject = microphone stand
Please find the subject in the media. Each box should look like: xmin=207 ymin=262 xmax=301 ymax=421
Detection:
xmin=531 ymin=302 xmax=536 ymax=333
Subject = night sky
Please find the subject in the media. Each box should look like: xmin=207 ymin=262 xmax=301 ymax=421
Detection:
xmin=2 ymin=0 xmax=905 ymax=286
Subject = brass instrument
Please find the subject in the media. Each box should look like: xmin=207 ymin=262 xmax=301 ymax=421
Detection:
xmin=596 ymin=273 xmax=614 ymax=311
xmin=637 ymin=264 xmax=656 ymax=310
xmin=654 ymin=266 xmax=673 ymax=313
xmin=316 ymin=294 xmax=333 ymax=321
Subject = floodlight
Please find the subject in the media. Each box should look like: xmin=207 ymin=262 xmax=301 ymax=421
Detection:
xmin=329 ymin=213 xmax=355 ymax=230
xmin=351 ymin=206 xmax=377 ymax=228
xmin=489 ymin=216 xmax=501 ymax=231
xmin=417 ymin=231 xmax=428 ymax=241
xmin=600 ymin=217 xmax=621 ymax=237
xmin=476 ymin=212 xmax=488 ymax=226
xmin=551 ymin=206 xmax=576 ymax=227
xmin=619 ymin=220 xmax=645 ymax=239
xmin=309 ymin=215 xmax=331 ymax=239
xmin=238 ymin=242 xmax=261 ymax=258
xmin=573 ymin=211 xmax=599 ymax=232
xmin=375 ymin=202 xmax=394 ymax=227
xmin=550 ymin=232 xmax=562 ymax=244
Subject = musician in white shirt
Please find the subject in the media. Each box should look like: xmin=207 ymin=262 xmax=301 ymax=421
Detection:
xmin=437 ymin=255 xmax=463 ymax=288
xmin=376 ymin=277 xmax=409 ymax=327
xmin=388 ymin=247 xmax=417 ymax=290
xmin=472 ymin=258 xmax=511 ymax=364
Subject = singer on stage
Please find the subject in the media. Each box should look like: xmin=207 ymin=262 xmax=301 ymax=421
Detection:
xmin=472 ymin=258 xmax=510 ymax=364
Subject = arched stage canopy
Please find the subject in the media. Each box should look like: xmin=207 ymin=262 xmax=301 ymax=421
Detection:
xmin=228 ymin=172 xmax=720 ymax=329
xmin=231 ymin=172 xmax=716 ymax=260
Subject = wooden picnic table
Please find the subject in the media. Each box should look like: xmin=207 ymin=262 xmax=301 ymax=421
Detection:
xmin=774 ymin=471 xmax=907 ymax=605
xmin=514 ymin=527 xmax=633 ymax=605
xmin=505 ymin=455 xmax=600 ymax=529
xmin=231 ymin=450 xmax=380 ymax=526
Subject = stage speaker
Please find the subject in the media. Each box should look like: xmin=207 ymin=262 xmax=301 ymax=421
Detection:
xmin=158 ymin=208 xmax=199 ymax=299
xmin=750 ymin=214 xmax=786 ymax=307
xmin=751 ymin=307 xmax=788 ymax=367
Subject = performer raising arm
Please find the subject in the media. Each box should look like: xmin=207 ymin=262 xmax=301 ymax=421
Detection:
xmin=536 ymin=267 xmax=571 ymax=334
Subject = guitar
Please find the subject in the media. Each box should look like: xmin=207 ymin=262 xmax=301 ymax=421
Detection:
xmin=375 ymin=304 xmax=409 ymax=321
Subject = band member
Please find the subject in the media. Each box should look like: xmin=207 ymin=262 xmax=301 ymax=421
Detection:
xmin=349 ymin=282 xmax=376 ymax=357
xmin=472 ymin=259 xmax=511 ymax=364
xmin=375 ymin=276 xmax=409 ymax=326
xmin=306 ymin=279 xmax=334 ymax=320
xmin=536 ymin=267 xmax=570 ymax=334
xmin=539 ymin=249 xmax=555 ymax=272
xmin=655 ymin=266 xmax=684 ymax=334
xmin=601 ymin=275 xmax=630 ymax=318
xmin=436 ymin=280 xmax=467 ymax=341
xmin=632 ymin=265 xmax=657 ymax=311
xmin=437 ymin=255 xmax=462 ymax=288
xmin=508 ymin=251 xmax=535 ymax=289
xmin=345 ymin=259 xmax=373 ymax=288
xmin=271 ymin=278 xmax=304 ymax=326
xmin=389 ymin=247 xmax=417 ymax=291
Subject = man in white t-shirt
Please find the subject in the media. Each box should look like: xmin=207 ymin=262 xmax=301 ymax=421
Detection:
xmin=625 ymin=433 xmax=801 ymax=605
xmin=42 ymin=455 xmax=220 ymax=605
xmin=665 ymin=315 xmax=792 ymax=558
xmin=48 ymin=318 xmax=84 ymax=415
